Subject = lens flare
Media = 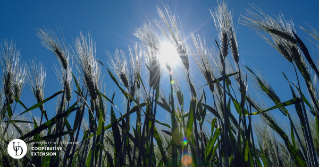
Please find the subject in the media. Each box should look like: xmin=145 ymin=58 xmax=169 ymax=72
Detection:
xmin=181 ymin=149 xmax=192 ymax=165
xmin=172 ymin=128 xmax=183 ymax=146
xmin=183 ymin=136 xmax=187 ymax=145
xmin=181 ymin=155 xmax=192 ymax=165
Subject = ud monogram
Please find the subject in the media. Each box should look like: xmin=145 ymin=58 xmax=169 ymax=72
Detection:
xmin=8 ymin=139 xmax=27 ymax=159
xmin=13 ymin=142 xmax=24 ymax=156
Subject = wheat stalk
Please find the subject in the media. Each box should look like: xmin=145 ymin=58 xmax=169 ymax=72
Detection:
xmin=155 ymin=3 xmax=189 ymax=71
xmin=134 ymin=21 xmax=161 ymax=90
xmin=54 ymin=55 xmax=73 ymax=101
xmin=0 ymin=39 xmax=28 ymax=104
xmin=29 ymin=60 xmax=46 ymax=124
xmin=37 ymin=27 xmax=69 ymax=70
xmin=74 ymin=32 xmax=100 ymax=101
xmin=107 ymin=48 xmax=129 ymax=90
xmin=190 ymin=33 xmax=216 ymax=94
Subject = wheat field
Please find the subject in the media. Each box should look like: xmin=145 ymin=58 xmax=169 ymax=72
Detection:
xmin=1 ymin=1 xmax=319 ymax=167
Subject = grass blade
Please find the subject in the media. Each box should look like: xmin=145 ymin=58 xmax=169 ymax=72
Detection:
xmin=205 ymin=127 xmax=221 ymax=159
xmin=198 ymin=72 xmax=239 ymax=90
xmin=28 ymin=131 xmax=73 ymax=143
xmin=187 ymin=100 xmax=195 ymax=138
xmin=110 ymin=106 xmax=121 ymax=165
xmin=247 ymin=98 xmax=301 ymax=116
xmin=17 ymin=91 xmax=63 ymax=118
xmin=103 ymin=103 xmax=146 ymax=131
xmin=262 ymin=113 xmax=307 ymax=167
xmin=157 ymin=101 xmax=172 ymax=113
xmin=293 ymin=31 xmax=319 ymax=78
xmin=200 ymin=103 xmax=221 ymax=120
xmin=153 ymin=124 xmax=169 ymax=167
xmin=20 ymin=103 xmax=79 ymax=140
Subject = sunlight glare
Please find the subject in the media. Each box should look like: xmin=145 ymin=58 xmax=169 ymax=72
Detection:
xmin=159 ymin=43 xmax=180 ymax=66
xmin=181 ymin=148 xmax=193 ymax=166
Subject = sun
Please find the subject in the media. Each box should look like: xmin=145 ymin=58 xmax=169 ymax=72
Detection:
xmin=158 ymin=42 xmax=180 ymax=66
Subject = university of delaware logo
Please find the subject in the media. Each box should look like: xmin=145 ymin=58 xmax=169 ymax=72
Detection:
xmin=8 ymin=139 xmax=27 ymax=159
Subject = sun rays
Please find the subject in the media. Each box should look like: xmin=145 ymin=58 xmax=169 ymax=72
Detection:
xmin=158 ymin=42 xmax=180 ymax=66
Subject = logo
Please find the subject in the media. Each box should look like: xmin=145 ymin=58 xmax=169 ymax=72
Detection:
xmin=8 ymin=139 xmax=27 ymax=159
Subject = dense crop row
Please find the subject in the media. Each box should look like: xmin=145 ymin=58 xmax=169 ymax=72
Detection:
xmin=1 ymin=1 xmax=319 ymax=167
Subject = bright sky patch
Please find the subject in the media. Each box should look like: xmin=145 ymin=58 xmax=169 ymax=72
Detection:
xmin=158 ymin=42 xmax=180 ymax=66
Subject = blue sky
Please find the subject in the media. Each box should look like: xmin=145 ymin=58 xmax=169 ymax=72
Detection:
xmin=1 ymin=0 xmax=319 ymax=133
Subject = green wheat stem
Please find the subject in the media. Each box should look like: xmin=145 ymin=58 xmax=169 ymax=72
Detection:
xmin=249 ymin=104 xmax=257 ymax=167
xmin=121 ymin=99 xmax=132 ymax=167
xmin=68 ymin=90 xmax=88 ymax=167
xmin=90 ymin=100 xmax=97 ymax=167
xmin=137 ymin=103 xmax=149 ymax=167
xmin=199 ymin=119 xmax=205 ymax=163
xmin=49 ymin=73 xmax=67 ymax=167
xmin=132 ymin=107 xmax=141 ymax=166
xmin=236 ymin=66 xmax=244 ymax=166
xmin=98 ymin=99 xmax=106 ymax=167
xmin=288 ymin=114 xmax=310 ymax=165
xmin=169 ymin=67 xmax=177 ymax=167
xmin=54 ymin=71 xmax=69 ymax=163
xmin=82 ymin=131 xmax=91 ymax=164
xmin=222 ymin=57 xmax=230 ymax=167
xmin=148 ymin=87 xmax=159 ymax=167
xmin=193 ymin=105 xmax=202 ymax=167
xmin=293 ymin=62 xmax=318 ymax=167
xmin=97 ymin=120 xmax=105 ymax=167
